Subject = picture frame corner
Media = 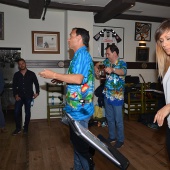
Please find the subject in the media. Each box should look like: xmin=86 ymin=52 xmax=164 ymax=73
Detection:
xmin=0 ymin=11 xmax=4 ymax=40
xmin=136 ymin=47 xmax=149 ymax=62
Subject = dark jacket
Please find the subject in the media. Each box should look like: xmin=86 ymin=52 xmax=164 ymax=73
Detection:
xmin=94 ymin=83 xmax=105 ymax=107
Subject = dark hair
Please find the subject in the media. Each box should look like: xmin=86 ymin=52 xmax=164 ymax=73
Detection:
xmin=17 ymin=58 xmax=26 ymax=63
xmin=73 ymin=28 xmax=90 ymax=47
xmin=105 ymin=44 xmax=119 ymax=55
xmin=155 ymin=19 xmax=170 ymax=41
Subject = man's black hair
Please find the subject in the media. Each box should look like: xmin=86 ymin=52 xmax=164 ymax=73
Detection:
xmin=17 ymin=58 xmax=25 ymax=63
xmin=73 ymin=28 xmax=90 ymax=47
xmin=105 ymin=44 xmax=119 ymax=55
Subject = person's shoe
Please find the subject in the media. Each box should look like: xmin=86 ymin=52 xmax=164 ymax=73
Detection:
xmin=23 ymin=129 xmax=28 ymax=135
xmin=107 ymin=138 xmax=116 ymax=143
xmin=114 ymin=141 xmax=124 ymax=149
xmin=89 ymin=157 xmax=95 ymax=170
xmin=12 ymin=129 xmax=21 ymax=135
xmin=0 ymin=128 xmax=8 ymax=133
xmin=147 ymin=123 xmax=158 ymax=130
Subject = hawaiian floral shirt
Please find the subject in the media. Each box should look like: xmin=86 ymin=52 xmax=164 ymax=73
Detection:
xmin=102 ymin=58 xmax=127 ymax=106
xmin=64 ymin=46 xmax=94 ymax=120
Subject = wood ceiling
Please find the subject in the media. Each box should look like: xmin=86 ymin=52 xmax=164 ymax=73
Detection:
xmin=0 ymin=0 xmax=170 ymax=23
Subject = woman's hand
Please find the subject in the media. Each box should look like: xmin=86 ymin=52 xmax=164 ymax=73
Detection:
xmin=154 ymin=104 xmax=170 ymax=126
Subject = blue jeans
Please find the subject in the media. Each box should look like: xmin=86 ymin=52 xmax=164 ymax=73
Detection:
xmin=0 ymin=98 xmax=5 ymax=128
xmin=70 ymin=117 xmax=92 ymax=170
xmin=14 ymin=97 xmax=32 ymax=131
xmin=104 ymin=98 xmax=124 ymax=142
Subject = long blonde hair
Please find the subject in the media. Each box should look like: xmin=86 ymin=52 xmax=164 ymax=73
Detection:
xmin=155 ymin=19 xmax=170 ymax=78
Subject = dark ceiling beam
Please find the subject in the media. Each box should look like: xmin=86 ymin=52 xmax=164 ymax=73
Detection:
xmin=136 ymin=0 xmax=170 ymax=7
xmin=48 ymin=2 xmax=103 ymax=12
xmin=0 ymin=0 xmax=103 ymax=13
xmin=94 ymin=0 xmax=135 ymax=23
xmin=0 ymin=0 xmax=28 ymax=9
xmin=0 ymin=0 xmax=169 ymax=22
xmin=29 ymin=0 xmax=44 ymax=19
xmin=114 ymin=14 xmax=166 ymax=23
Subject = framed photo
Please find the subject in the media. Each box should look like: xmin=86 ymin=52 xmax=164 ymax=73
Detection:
xmin=135 ymin=22 xmax=151 ymax=41
xmin=93 ymin=25 xmax=124 ymax=59
xmin=136 ymin=47 xmax=149 ymax=62
xmin=0 ymin=12 xmax=4 ymax=40
xmin=32 ymin=31 xmax=60 ymax=54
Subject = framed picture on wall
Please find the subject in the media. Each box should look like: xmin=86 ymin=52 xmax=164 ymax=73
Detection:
xmin=93 ymin=25 xmax=124 ymax=59
xmin=136 ymin=47 xmax=149 ymax=62
xmin=0 ymin=12 xmax=4 ymax=40
xmin=32 ymin=31 xmax=60 ymax=54
xmin=135 ymin=22 xmax=151 ymax=41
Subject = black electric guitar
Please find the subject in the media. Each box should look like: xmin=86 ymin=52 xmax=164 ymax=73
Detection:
xmin=139 ymin=74 xmax=152 ymax=98
xmin=139 ymin=74 xmax=145 ymax=84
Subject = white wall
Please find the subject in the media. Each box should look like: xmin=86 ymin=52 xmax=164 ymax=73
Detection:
xmin=1 ymin=7 xmax=65 ymax=60
xmin=0 ymin=4 xmax=94 ymax=119
xmin=0 ymin=3 xmax=161 ymax=120
xmin=66 ymin=11 xmax=94 ymax=58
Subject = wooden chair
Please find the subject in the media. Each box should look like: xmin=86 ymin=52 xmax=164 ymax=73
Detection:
xmin=46 ymin=83 xmax=65 ymax=125
xmin=124 ymin=83 xmax=144 ymax=120
xmin=124 ymin=82 xmax=159 ymax=121
xmin=143 ymin=82 xmax=158 ymax=114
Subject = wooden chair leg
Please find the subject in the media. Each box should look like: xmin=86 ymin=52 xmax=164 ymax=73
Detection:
xmin=47 ymin=107 xmax=50 ymax=126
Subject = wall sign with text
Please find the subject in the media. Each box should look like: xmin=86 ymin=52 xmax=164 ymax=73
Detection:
xmin=93 ymin=26 xmax=124 ymax=59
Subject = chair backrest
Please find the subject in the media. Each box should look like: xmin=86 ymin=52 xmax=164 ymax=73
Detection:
xmin=125 ymin=75 xmax=140 ymax=84
xmin=46 ymin=83 xmax=64 ymax=105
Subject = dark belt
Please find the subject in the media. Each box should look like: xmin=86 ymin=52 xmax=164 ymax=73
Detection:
xmin=69 ymin=99 xmax=91 ymax=104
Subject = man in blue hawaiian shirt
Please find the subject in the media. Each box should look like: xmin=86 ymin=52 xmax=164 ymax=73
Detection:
xmin=95 ymin=44 xmax=127 ymax=149
xmin=39 ymin=28 xmax=95 ymax=170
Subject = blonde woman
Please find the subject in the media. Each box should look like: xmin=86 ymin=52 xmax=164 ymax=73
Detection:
xmin=154 ymin=19 xmax=170 ymax=160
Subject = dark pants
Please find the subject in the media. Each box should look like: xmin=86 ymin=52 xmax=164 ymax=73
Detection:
xmin=166 ymin=127 xmax=170 ymax=160
xmin=14 ymin=97 xmax=32 ymax=131
xmin=69 ymin=118 xmax=95 ymax=170
xmin=0 ymin=98 xmax=5 ymax=128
